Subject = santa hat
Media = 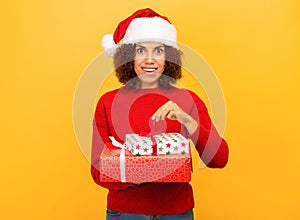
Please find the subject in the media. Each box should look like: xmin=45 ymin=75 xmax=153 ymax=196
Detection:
xmin=101 ymin=8 xmax=178 ymax=56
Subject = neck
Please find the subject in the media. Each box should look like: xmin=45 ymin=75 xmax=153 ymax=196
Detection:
xmin=139 ymin=82 xmax=159 ymax=89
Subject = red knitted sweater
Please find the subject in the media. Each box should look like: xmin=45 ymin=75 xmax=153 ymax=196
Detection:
xmin=91 ymin=86 xmax=228 ymax=215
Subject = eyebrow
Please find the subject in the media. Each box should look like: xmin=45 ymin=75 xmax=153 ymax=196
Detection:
xmin=136 ymin=45 xmax=164 ymax=49
xmin=136 ymin=45 xmax=146 ymax=48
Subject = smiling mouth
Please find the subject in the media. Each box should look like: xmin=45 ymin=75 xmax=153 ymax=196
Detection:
xmin=142 ymin=67 xmax=158 ymax=74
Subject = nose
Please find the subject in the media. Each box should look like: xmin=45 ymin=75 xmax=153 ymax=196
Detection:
xmin=145 ymin=51 xmax=155 ymax=63
xmin=145 ymin=57 xmax=154 ymax=64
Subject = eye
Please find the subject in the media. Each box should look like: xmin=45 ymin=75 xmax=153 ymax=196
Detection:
xmin=136 ymin=48 xmax=145 ymax=54
xmin=155 ymin=48 xmax=164 ymax=54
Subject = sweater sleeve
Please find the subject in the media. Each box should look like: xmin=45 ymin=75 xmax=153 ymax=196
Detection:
xmin=188 ymin=92 xmax=229 ymax=168
xmin=90 ymin=95 xmax=134 ymax=190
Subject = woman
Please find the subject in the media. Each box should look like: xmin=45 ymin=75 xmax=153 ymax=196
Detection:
xmin=91 ymin=8 xmax=229 ymax=220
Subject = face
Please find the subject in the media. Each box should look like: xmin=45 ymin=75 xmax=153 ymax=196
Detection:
xmin=134 ymin=42 xmax=165 ymax=89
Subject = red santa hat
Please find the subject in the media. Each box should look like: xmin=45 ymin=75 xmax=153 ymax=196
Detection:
xmin=101 ymin=8 xmax=178 ymax=56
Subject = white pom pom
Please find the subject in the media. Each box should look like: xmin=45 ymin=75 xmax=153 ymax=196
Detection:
xmin=101 ymin=34 xmax=117 ymax=57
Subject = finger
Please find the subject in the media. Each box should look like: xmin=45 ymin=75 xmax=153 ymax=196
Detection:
xmin=173 ymin=103 xmax=180 ymax=110
xmin=158 ymin=101 xmax=175 ymax=111
xmin=152 ymin=108 xmax=163 ymax=121
xmin=151 ymin=102 xmax=171 ymax=121
xmin=160 ymin=107 xmax=173 ymax=120
xmin=151 ymin=101 xmax=178 ymax=121
xmin=165 ymin=110 xmax=180 ymax=121
xmin=162 ymin=100 xmax=173 ymax=108
xmin=132 ymin=182 xmax=142 ymax=185
xmin=157 ymin=104 xmax=179 ymax=121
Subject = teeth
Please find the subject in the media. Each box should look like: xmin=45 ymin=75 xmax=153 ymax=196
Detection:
xmin=143 ymin=68 xmax=155 ymax=72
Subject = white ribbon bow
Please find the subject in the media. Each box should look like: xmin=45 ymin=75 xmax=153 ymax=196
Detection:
xmin=109 ymin=136 xmax=126 ymax=182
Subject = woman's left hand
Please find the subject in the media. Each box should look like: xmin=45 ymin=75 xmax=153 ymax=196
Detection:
xmin=151 ymin=101 xmax=198 ymax=134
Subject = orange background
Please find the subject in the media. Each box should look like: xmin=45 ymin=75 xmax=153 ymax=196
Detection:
xmin=1 ymin=1 xmax=300 ymax=219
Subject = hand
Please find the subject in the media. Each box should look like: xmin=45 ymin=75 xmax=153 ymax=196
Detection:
xmin=151 ymin=101 xmax=198 ymax=134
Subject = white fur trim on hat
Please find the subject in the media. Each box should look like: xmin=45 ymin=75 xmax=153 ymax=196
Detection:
xmin=101 ymin=34 xmax=118 ymax=57
xmin=123 ymin=17 xmax=178 ymax=49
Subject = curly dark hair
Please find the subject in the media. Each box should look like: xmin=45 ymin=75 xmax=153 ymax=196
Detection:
xmin=113 ymin=43 xmax=183 ymax=89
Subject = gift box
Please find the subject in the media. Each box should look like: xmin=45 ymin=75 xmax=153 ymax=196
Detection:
xmin=125 ymin=133 xmax=189 ymax=156
xmin=155 ymin=133 xmax=189 ymax=155
xmin=125 ymin=134 xmax=153 ymax=155
xmin=99 ymin=142 xmax=192 ymax=183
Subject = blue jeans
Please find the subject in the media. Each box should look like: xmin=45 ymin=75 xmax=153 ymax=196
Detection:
xmin=106 ymin=209 xmax=194 ymax=220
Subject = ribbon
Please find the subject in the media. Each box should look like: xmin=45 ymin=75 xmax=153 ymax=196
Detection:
xmin=139 ymin=120 xmax=161 ymax=155
xmin=109 ymin=136 xmax=126 ymax=182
